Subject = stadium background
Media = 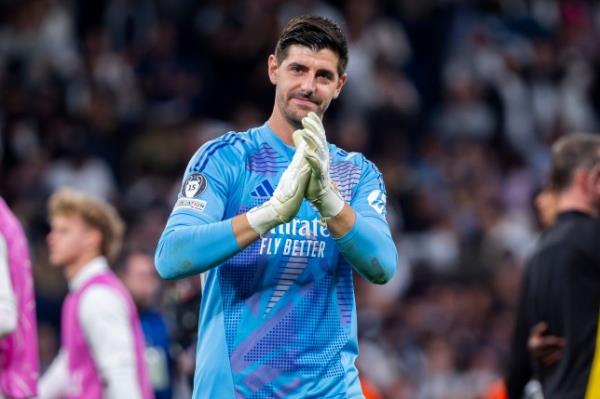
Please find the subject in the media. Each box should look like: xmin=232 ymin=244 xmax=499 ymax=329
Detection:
xmin=1 ymin=0 xmax=598 ymax=397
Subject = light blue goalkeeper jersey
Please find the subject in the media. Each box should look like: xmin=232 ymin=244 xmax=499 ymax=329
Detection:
xmin=156 ymin=123 xmax=395 ymax=398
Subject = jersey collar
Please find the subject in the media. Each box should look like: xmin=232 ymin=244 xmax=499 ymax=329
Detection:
xmin=258 ymin=122 xmax=296 ymax=160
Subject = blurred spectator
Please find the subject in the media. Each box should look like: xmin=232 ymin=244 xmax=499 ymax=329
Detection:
xmin=341 ymin=0 xmax=413 ymax=118
xmin=119 ymin=250 xmax=174 ymax=399
xmin=507 ymin=134 xmax=600 ymax=398
xmin=39 ymin=188 xmax=153 ymax=399
xmin=0 ymin=0 xmax=79 ymax=80
xmin=43 ymin=124 xmax=117 ymax=201
xmin=0 ymin=197 xmax=39 ymax=398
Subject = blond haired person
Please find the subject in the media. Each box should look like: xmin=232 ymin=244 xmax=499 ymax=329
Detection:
xmin=39 ymin=189 xmax=153 ymax=399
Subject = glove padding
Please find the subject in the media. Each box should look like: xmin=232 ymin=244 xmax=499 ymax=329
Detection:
xmin=247 ymin=140 xmax=311 ymax=235
xmin=292 ymin=112 xmax=345 ymax=219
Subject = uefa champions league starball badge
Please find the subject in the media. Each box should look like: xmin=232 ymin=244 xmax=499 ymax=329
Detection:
xmin=182 ymin=173 xmax=208 ymax=198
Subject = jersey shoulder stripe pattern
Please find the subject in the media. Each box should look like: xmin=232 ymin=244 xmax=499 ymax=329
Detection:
xmin=190 ymin=132 xmax=247 ymax=173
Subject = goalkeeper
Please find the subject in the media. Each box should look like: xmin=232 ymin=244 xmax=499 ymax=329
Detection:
xmin=155 ymin=15 xmax=397 ymax=399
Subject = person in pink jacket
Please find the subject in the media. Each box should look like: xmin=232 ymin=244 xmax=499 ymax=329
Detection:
xmin=0 ymin=197 xmax=39 ymax=399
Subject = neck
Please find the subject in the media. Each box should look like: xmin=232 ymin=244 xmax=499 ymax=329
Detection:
xmin=266 ymin=105 xmax=299 ymax=146
xmin=556 ymin=191 xmax=598 ymax=217
xmin=64 ymin=252 xmax=100 ymax=281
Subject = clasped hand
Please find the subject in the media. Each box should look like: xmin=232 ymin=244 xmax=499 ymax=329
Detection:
xmin=293 ymin=112 xmax=344 ymax=220
xmin=246 ymin=112 xmax=344 ymax=235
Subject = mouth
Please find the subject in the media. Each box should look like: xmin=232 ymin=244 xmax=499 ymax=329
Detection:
xmin=291 ymin=96 xmax=318 ymax=107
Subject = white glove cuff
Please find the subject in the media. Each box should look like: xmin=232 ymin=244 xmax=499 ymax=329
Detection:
xmin=246 ymin=202 xmax=280 ymax=236
xmin=319 ymin=189 xmax=345 ymax=219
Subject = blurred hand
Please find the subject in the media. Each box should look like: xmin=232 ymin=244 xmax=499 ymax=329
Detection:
xmin=528 ymin=322 xmax=565 ymax=367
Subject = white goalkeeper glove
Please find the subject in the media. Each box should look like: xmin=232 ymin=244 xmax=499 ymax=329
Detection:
xmin=292 ymin=112 xmax=345 ymax=220
xmin=246 ymin=140 xmax=311 ymax=235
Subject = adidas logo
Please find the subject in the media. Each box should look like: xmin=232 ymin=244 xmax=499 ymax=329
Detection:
xmin=250 ymin=179 xmax=274 ymax=198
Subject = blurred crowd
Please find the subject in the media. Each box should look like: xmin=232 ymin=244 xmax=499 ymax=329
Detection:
xmin=2 ymin=0 xmax=600 ymax=397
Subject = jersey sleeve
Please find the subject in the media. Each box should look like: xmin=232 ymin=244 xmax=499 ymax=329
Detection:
xmin=171 ymin=133 xmax=242 ymax=224
xmin=350 ymin=157 xmax=389 ymax=222
xmin=334 ymin=156 xmax=397 ymax=284
xmin=155 ymin=133 xmax=246 ymax=280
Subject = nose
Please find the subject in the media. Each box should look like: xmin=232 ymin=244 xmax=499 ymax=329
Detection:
xmin=299 ymin=74 xmax=316 ymax=95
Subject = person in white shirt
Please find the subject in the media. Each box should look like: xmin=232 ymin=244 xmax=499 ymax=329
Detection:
xmin=39 ymin=188 xmax=153 ymax=399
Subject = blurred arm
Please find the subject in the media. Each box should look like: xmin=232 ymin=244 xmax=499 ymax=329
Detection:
xmin=0 ymin=234 xmax=17 ymax=338
xmin=80 ymin=286 xmax=143 ymax=399
xmin=38 ymin=351 xmax=68 ymax=399
xmin=506 ymin=270 xmax=534 ymax=398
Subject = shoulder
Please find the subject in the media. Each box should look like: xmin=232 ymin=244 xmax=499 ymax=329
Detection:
xmin=186 ymin=128 xmax=262 ymax=174
xmin=571 ymin=215 xmax=600 ymax=255
xmin=78 ymin=284 xmax=129 ymax=324
xmin=329 ymin=144 xmax=383 ymax=177
xmin=329 ymin=143 xmax=358 ymax=163
xmin=0 ymin=202 xmax=26 ymax=241
xmin=529 ymin=215 xmax=595 ymax=263
xmin=545 ymin=213 xmax=598 ymax=246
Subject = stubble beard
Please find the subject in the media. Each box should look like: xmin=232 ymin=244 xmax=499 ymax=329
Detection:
xmin=277 ymin=93 xmax=303 ymax=129
xmin=284 ymin=109 xmax=303 ymax=130
xmin=279 ymin=94 xmax=326 ymax=130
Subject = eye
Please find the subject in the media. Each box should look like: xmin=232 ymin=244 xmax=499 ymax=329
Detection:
xmin=316 ymin=73 xmax=334 ymax=83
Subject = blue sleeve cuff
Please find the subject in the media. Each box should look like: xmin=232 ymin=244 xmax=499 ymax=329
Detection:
xmin=333 ymin=212 xmax=397 ymax=284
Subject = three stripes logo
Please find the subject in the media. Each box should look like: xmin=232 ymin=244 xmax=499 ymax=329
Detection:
xmin=250 ymin=179 xmax=275 ymax=198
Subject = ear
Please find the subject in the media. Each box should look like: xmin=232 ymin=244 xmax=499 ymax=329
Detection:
xmin=332 ymin=73 xmax=347 ymax=99
xmin=268 ymin=54 xmax=278 ymax=85
xmin=85 ymin=227 xmax=103 ymax=253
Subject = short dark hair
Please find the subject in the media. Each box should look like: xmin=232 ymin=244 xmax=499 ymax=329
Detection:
xmin=550 ymin=133 xmax=600 ymax=190
xmin=275 ymin=15 xmax=348 ymax=76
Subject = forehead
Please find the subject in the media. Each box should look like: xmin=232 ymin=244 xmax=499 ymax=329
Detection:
xmin=51 ymin=213 xmax=85 ymax=228
xmin=281 ymin=45 xmax=340 ymax=75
